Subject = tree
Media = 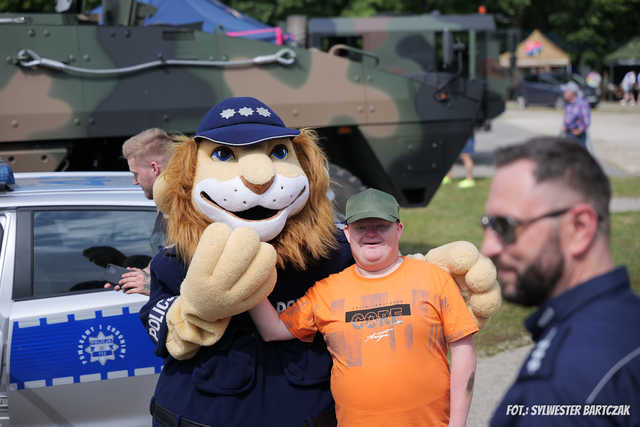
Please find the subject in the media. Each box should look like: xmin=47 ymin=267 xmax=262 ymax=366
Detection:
xmin=0 ymin=0 xmax=54 ymax=12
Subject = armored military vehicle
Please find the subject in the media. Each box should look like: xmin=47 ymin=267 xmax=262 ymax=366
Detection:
xmin=0 ymin=0 xmax=503 ymax=209
xmin=291 ymin=12 xmax=509 ymax=129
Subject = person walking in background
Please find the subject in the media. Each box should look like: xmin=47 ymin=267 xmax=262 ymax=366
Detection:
xmin=105 ymin=128 xmax=174 ymax=295
xmin=482 ymin=137 xmax=640 ymax=426
xmin=443 ymin=133 xmax=476 ymax=189
xmin=586 ymin=70 xmax=601 ymax=91
xmin=561 ymin=81 xmax=591 ymax=149
xmin=250 ymin=188 xmax=478 ymax=427
xmin=620 ymin=70 xmax=636 ymax=106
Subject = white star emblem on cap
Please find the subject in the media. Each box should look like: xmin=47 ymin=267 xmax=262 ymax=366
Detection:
xmin=239 ymin=107 xmax=254 ymax=117
xmin=220 ymin=108 xmax=235 ymax=119
xmin=256 ymin=107 xmax=271 ymax=117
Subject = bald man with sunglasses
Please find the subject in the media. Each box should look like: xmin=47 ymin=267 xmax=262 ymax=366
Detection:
xmin=482 ymin=137 xmax=640 ymax=426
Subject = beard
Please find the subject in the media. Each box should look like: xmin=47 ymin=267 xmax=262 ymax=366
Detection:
xmin=500 ymin=233 xmax=564 ymax=307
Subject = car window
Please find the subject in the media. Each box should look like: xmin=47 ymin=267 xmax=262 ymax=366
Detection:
xmin=32 ymin=209 xmax=156 ymax=296
xmin=524 ymin=75 xmax=539 ymax=83
xmin=572 ymin=74 xmax=586 ymax=85
xmin=539 ymin=74 xmax=558 ymax=84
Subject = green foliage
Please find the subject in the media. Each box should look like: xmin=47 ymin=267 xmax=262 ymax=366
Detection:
xmin=0 ymin=0 xmax=54 ymax=12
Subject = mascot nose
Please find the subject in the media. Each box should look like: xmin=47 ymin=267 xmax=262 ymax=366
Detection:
xmin=241 ymin=176 xmax=275 ymax=194
xmin=239 ymin=153 xmax=275 ymax=194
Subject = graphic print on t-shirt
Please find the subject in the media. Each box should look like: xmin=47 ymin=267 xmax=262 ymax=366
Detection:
xmin=344 ymin=303 xmax=411 ymax=326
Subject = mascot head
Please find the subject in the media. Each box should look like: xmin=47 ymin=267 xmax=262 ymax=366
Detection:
xmin=155 ymin=97 xmax=337 ymax=269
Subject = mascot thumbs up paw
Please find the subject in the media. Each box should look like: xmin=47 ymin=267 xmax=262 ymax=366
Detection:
xmin=164 ymin=222 xmax=278 ymax=359
xmin=409 ymin=241 xmax=502 ymax=328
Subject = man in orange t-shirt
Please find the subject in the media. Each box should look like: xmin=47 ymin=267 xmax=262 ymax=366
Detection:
xmin=250 ymin=189 xmax=478 ymax=426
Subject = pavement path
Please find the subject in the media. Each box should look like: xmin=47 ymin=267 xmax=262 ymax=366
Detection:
xmin=452 ymin=102 xmax=640 ymax=426
xmin=469 ymin=345 xmax=533 ymax=426
xmin=450 ymin=101 xmax=640 ymax=213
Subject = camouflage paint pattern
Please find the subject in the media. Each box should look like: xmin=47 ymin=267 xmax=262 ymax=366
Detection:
xmin=0 ymin=4 xmax=501 ymax=207
xmin=307 ymin=14 xmax=508 ymax=124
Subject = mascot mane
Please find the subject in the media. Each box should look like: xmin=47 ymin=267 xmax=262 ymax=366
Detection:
xmin=159 ymin=130 xmax=338 ymax=270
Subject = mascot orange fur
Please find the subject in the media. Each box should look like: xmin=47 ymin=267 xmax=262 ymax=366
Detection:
xmin=139 ymin=97 xmax=500 ymax=427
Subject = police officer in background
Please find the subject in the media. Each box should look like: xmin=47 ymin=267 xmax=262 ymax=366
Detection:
xmin=104 ymin=128 xmax=173 ymax=295
xmin=481 ymin=137 xmax=640 ymax=426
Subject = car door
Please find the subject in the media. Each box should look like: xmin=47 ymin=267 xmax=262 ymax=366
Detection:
xmin=0 ymin=212 xmax=12 ymax=426
xmin=7 ymin=206 xmax=162 ymax=426
xmin=539 ymin=74 xmax=563 ymax=106
xmin=521 ymin=75 xmax=547 ymax=104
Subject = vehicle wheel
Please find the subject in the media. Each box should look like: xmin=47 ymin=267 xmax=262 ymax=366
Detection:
xmin=328 ymin=163 xmax=367 ymax=222
xmin=554 ymin=97 xmax=565 ymax=110
xmin=516 ymin=96 xmax=527 ymax=109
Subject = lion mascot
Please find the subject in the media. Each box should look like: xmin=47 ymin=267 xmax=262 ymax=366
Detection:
xmin=139 ymin=97 xmax=500 ymax=427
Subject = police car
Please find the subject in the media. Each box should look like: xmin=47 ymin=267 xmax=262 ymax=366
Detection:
xmin=0 ymin=170 xmax=162 ymax=426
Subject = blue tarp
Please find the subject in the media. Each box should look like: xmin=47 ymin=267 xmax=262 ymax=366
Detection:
xmin=95 ymin=0 xmax=288 ymax=44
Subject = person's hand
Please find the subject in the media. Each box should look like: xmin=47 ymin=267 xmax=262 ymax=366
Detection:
xmin=571 ymin=128 xmax=582 ymax=136
xmin=103 ymin=267 xmax=150 ymax=295
xmin=120 ymin=268 xmax=150 ymax=295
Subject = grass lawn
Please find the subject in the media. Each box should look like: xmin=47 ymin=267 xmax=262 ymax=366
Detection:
xmin=399 ymin=176 xmax=640 ymax=356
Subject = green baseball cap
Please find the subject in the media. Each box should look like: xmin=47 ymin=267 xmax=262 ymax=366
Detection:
xmin=345 ymin=188 xmax=399 ymax=224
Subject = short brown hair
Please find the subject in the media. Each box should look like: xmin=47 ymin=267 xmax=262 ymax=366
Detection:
xmin=122 ymin=128 xmax=174 ymax=168
xmin=495 ymin=137 xmax=611 ymax=236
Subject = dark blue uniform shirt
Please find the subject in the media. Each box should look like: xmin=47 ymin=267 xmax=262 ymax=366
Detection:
xmin=491 ymin=267 xmax=640 ymax=426
xmin=140 ymin=232 xmax=354 ymax=427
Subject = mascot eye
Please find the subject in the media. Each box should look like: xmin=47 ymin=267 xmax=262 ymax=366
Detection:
xmin=211 ymin=147 xmax=235 ymax=162
xmin=270 ymin=144 xmax=288 ymax=160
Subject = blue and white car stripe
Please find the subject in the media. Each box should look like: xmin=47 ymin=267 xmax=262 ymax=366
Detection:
xmin=10 ymin=305 xmax=163 ymax=390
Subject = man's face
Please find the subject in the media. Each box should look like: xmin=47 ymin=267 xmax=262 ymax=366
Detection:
xmin=481 ymin=160 xmax=566 ymax=306
xmin=344 ymin=218 xmax=403 ymax=273
xmin=127 ymin=156 xmax=157 ymax=200
xmin=563 ymin=89 xmax=575 ymax=102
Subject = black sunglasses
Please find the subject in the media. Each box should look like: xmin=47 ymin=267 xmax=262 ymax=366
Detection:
xmin=481 ymin=208 xmax=572 ymax=244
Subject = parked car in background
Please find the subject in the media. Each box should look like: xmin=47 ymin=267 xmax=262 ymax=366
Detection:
xmin=0 ymin=172 xmax=160 ymax=426
xmin=515 ymin=72 xmax=600 ymax=109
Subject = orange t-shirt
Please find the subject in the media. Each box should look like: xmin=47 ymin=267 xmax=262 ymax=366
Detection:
xmin=280 ymin=257 xmax=478 ymax=427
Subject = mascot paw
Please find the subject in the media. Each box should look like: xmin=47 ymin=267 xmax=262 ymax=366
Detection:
xmin=423 ymin=241 xmax=502 ymax=328
xmin=180 ymin=222 xmax=278 ymax=321
xmin=165 ymin=298 xmax=231 ymax=359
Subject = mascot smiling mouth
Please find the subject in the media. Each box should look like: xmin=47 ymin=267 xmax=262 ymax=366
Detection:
xmin=199 ymin=187 xmax=307 ymax=221
xmin=193 ymin=174 xmax=310 ymax=242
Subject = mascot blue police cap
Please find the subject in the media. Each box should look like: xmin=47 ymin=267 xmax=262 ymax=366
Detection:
xmin=195 ymin=97 xmax=300 ymax=146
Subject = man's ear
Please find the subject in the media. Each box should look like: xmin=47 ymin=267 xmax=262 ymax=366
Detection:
xmin=343 ymin=225 xmax=352 ymax=244
xmin=151 ymin=161 xmax=161 ymax=177
xmin=567 ymin=204 xmax=599 ymax=257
